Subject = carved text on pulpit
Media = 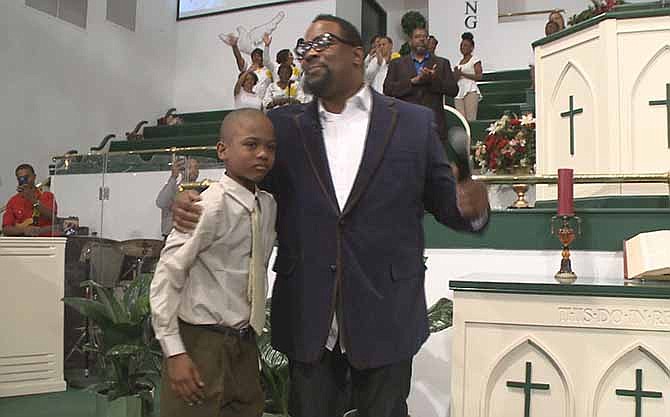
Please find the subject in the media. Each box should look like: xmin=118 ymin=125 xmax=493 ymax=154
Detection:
xmin=557 ymin=306 xmax=670 ymax=328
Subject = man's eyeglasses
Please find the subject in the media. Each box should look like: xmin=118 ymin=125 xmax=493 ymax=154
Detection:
xmin=294 ymin=33 xmax=359 ymax=59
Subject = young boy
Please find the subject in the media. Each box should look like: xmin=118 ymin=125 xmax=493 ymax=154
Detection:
xmin=150 ymin=108 xmax=277 ymax=417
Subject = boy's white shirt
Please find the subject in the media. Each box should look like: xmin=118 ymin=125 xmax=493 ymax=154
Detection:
xmin=150 ymin=173 xmax=277 ymax=357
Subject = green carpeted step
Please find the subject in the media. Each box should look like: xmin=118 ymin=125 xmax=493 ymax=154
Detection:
xmin=109 ymin=135 xmax=218 ymax=153
xmin=481 ymin=69 xmax=530 ymax=82
xmin=478 ymin=80 xmax=531 ymax=94
xmin=534 ymin=195 xmax=670 ymax=209
xmin=477 ymin=102 xmax=525 ymax=120
xmin=144 ymin=121 xmax=222 ymax=139
xmin=176 ymin=109 xmax=233 ymax=124
xmin=469 ymin=119 xmax=494 ymax=142
xmin=480 ymin=91 xmax=527 ymax=105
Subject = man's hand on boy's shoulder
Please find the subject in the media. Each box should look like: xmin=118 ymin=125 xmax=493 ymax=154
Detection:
xmin=173 ymin=190 xmax=203 ymax=233
xmin=167 ymin=353 xmax=206 ymax=405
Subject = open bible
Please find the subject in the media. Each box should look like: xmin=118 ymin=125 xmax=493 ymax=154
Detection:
xmin=624 ymin=230 xmax=670 ymax=279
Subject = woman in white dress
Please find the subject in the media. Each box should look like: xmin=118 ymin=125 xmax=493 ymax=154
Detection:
xmin=263 ymin=64 xmax=305 ymax=110
xmin=234 ymin=69 xmax=262 ymax=110
xmin=453 ymin=32 xmax=483 ymax=121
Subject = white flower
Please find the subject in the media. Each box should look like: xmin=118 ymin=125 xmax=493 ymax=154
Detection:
xmin=521 ymin=113 xmax=535 ymax=126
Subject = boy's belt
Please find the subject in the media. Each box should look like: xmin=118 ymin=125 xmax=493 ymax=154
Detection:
xmin=180 ymin=319 xmax=255 ymax=340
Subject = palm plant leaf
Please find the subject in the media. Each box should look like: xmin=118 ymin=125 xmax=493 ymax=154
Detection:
xmin=62 ymin=297 xmax=114 ymax=328
xmin=427 ymin=298 xmax=453 ymax=333
xmin=81 ymin=280 xmax=129 ymax=323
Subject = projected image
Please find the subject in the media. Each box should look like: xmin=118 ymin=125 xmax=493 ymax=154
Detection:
xmin=179 ymin=0 xmax=300 ymax=19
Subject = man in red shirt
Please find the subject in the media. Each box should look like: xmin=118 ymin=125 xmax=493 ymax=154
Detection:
xmin=2 ymin=164 xmax=57 ymax=237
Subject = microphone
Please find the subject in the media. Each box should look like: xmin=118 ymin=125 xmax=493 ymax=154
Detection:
xmin=447 ymin=126 xmax=472 ymax=182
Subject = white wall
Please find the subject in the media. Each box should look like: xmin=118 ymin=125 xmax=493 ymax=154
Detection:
xmin=173 ymin=0 xmax=336 ymax=113
xmin=0 ymin=0 xmax=178 ymax=205
xmin=337 ymin=0 xmax=363 ymax=31
xmin=428 ymin=0 xmax=588 ymax=71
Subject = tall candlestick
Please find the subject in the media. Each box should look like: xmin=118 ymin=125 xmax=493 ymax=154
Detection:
xmin=557 ymin=168 xmax=574 ymax=216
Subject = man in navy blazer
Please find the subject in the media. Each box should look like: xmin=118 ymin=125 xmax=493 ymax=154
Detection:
xmin=174 ymin=14 xmax=489 ymax=417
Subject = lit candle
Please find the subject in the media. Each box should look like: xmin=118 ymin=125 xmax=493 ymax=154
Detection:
xmin=557 ymin=168 xmax=574 ymax=217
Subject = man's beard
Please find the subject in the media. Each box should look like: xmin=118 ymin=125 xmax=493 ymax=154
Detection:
xmin=303 ymin=67 xmax=333 ymax=98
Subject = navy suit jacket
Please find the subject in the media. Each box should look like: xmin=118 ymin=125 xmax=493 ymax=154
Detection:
xmin=264 ymin=89 xmax=477 ymax=369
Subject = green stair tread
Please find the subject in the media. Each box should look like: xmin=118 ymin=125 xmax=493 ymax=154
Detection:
xmin=479 ymin=91 xmax=527 ymax=105
xmin=534 ymin=195 xmax=670 ymax=209
xmin=176 ymin=109 xmax=233 ymax=123
xmin=481 ymin=69 xmax=531 ymax=82
xmin=144 ymin=121 xmax=222 ymax=138
xmin=478 ymin=80 xmax=531 ymax=93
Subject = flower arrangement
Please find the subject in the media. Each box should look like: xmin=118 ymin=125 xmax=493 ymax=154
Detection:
xmin=568 ymin=0 xmax=625 ymax=26
xmin=473 ymin=113 xmax=536 ymax=174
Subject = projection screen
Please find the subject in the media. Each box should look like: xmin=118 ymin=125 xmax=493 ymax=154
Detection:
xmin=178 ymin=0 xmax=302 ymax=19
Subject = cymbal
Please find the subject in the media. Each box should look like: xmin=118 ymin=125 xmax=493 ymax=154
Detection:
xmin=120 ymin=239 xmax=164 ymax=258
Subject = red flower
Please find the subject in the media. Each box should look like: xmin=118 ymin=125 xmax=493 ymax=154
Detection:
xmin=510 ymin=119 xmax=521 ymax=126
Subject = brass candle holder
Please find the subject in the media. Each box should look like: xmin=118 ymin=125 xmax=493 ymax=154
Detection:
xmin=550 ymin=215 xmax=582 ymax=284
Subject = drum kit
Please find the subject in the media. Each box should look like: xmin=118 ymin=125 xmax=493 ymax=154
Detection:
xmin=64 ymin=236 xmax=164 ymax=379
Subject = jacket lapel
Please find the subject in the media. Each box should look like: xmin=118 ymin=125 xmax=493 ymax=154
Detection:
xmin=293 ymin=101 xmax=340 ymax=215
xmin=341 ymin=91 xmax=399 ymax=217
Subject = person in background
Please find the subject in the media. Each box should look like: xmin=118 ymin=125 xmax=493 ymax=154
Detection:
xmin=274 ymin=48 xmax=302 ymax=82
xmin=234 ymin=69 xmax=262 ymax=110
xmin=2 ymin=164 xmax=57 ymax=237
xmin=156 ymin=158 xmax=200 ymax=240
xmin=384 ymin=26 xmax=458 ymax=145
xmin=365 ymin=35 xmax=394 ymax=93
xmin=427 ymin=35 xmax=438 ymax=55
xmin=453 ymin=32 xmax=483 ymax=121
xmin=151 ymin=109 xmax=277 ymax=417
xmin=548 ymin=10 xmax=566 ymax=31
xmin=224 ymin=34 xmax=274 ymax=100
xmin=545 ymin=20 xmax=560 ymax=36
xmin=263 ymin=63 xmax=305 ymax=110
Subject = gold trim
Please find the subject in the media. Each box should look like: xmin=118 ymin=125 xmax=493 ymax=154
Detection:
xmin=498 ymin=8 xmax=565 ymax=18
xmin=473 ymin=172 xmax=670 ymax=185
xmin=52 ymin=145 xmax=217 ymax=161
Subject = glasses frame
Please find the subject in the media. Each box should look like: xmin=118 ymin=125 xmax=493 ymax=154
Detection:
xmin=294 ymin=32 xmax=359 ymax=59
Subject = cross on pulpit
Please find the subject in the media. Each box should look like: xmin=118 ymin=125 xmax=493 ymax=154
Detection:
xmin=615 ymin=368 xmax=663 ymax=417
xmin=506 ymin=361 xmax=550 ymax=417
xmin=560 ymin=95 xmax=584 ymax=156
xmin=648 ymin=83 xmax=670 ymax=148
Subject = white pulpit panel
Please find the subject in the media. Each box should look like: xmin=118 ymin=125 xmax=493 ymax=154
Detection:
xmin=450 ymin=276 xmax=670 ymax=417
xmin=534 ymin=9 xmax=670 ymax=200
xmin=0 ymin=238 xmax=67 ymax=397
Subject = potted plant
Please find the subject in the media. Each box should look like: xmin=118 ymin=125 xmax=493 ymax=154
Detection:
xmin=63 ymin=274 xmax=161 ymax=417
xmin=568 ymin=0 xmax=625 ymax=26
xmin=472 ymin=113 xmax=537 ymax=209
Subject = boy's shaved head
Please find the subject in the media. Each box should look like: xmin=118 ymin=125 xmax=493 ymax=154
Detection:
xmin=220 ymin=109 xmax=272 ymax=143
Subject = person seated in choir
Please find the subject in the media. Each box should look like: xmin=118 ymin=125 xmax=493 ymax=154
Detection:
xmin=365 ymin=35 xmax=394 ymax=93
xmin=545 ymin=20 xmax=560 ymax=36
xmin=234 ymin=70 xmax=262 ymax=110
xmin=156 ymin=158 xmax=200 ymax=240
xmin=223 ymin=34 xmax=274 ymax=99
xmin=274 ymin=48 xmax=302 ymax=82
xmin=2 ymin=164 xmax=57 ymax=237
xmin=453 ymin=32 xmax=483 ymax=121
xmin=263 ymin=64 xmax=305 ymax=110
xmin=427 ymin=35 xmax=439 ymax=55
xmin=548 ymin=10 xmax=566 ymax=31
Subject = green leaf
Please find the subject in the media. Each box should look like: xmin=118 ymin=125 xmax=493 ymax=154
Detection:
xmin=83 ymin=280 xmax=130 ymax=324
xmin=62 ymin=297 xmax=114 ymax=327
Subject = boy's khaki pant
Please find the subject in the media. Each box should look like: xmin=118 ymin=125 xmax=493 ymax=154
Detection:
xmin=160 ymin=322 xmax=264 ymax=417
